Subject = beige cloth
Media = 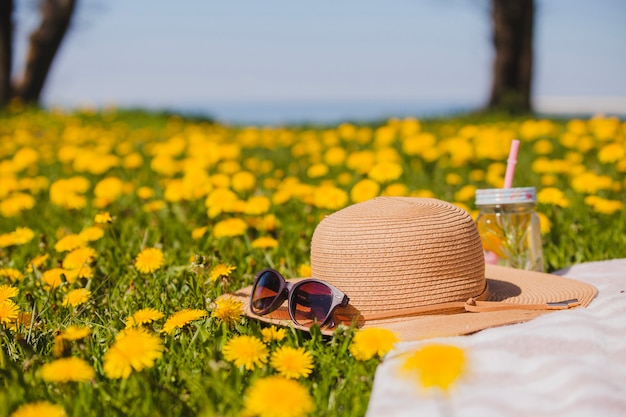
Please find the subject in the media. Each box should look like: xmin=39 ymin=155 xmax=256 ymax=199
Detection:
xmin=366 ymin=259 xmax=626 ymax=417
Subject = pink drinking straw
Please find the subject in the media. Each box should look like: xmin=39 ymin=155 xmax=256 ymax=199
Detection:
xmin=503 ymin=139 xmax=520 ymax=188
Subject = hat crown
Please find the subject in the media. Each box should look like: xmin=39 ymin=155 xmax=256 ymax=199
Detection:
xmin=310 ymin=197 xmax=486 ymax=316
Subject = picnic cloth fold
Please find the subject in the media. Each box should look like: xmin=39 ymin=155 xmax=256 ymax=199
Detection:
xmin=366 ymin=259 xmax=626 ymax=417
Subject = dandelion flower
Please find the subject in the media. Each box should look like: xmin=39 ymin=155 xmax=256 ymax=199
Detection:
xmin=11 ymin=227 xmax=35 ymax=245
xmin=40 ymin=357 xmax=95 ymax=383
xmin=537 ymin=187 xmax=570 ymax=208
xmin=41 ymin=268 xmax=67 ymax=288
xmin=0 ymin=268 xmax=25 ymax=282
xmin=0 ymin=300 xmax=19 ymax=324
xmin=350 ymin=327 xmax=399 ymax=361
xmin=54 ymin=234 xmax=86 ymax=252
xmin=400 ymin=344 xmax=465 ymax=392
xmin=270 ymin=346 xmax=314 ymax=379
xmin=62 ymin=289 xmax=91 ymax=307
xmin=103 ymin=327 xmax=163 ymax=379
xmin=79 ymin=226 xmax=105 ymax=242
xmin=58 ymin=325 xmax=91 ymax=341
xmin=251 ymin=236 xmax=279 ymax=249
xmin=222 ymin=335 xmax=268 ymax=370
xmin=191 ymin=226 xmax=207 ymax=240
xmin=213 ymin=217 xmax=248 ymax=238
xmin=125 ymin=308 xmax=165 ymax=327
xmin=0 ymin=284 xmax=19 ymax=303
xmin=94 ymin=212 xmax=112 ymax=224
xmin=10 ymin=401 xmax=67 ymax=417
xmin=261 ymin=326 xmax=287 ymax=343
xmin=8 ymin=311 xmax=32 ymax=332
xmin=62 ymin=247 xmax=97 ymax=270
xmin=243 ymin=376 xmax=314 ymax=417
xmin=209 ymin=263 xmax=236 ymax=282
xmin=368 ymin=161 xmax=403 ymax=183
xmin=135 ymin=248 xmax=165 ymax=274
xmin=27 ymin=254 xmax=49 ymax=273
xmin=161 ymin=308 xmax=207 ymax=334
xmin=350 ymin=179 xmax=380 ymax=203
xmin=211 ymin=295 xmax=243 ymax=327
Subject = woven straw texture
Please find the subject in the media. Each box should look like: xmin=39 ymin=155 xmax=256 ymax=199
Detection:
xmin=230 ymin=196 xmax=598 ymax=341
xmin=311 ymin=197 xmax=485 ymax=315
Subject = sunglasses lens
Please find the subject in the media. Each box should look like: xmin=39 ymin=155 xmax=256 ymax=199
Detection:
xmin=290 ymin=282 xmax=334 ymax=326
xmin=251 ymin=270 xmax=282 ymax=314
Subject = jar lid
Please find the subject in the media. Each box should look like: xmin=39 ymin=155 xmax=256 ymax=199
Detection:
xmin=475 ymin=187 xmax=536 ymax=205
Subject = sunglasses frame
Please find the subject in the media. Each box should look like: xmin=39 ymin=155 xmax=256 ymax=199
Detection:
xmin=250 ymin=268 xmax=349 ymax=327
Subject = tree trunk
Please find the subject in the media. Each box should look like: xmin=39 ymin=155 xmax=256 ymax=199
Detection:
xmin=13 ymin=0 xmax=76 ymax=104
xmin=488 ymin=0 xmax=534 ymax=114
xmin=0 ymin=0 xmax=13 ymax=106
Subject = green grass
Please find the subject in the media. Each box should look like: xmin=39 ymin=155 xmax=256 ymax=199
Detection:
xmin=0 ymin=106 xmax=625 ymax=416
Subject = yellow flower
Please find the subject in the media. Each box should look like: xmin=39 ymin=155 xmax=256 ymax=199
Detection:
xmin=598 ymin=142 xmax=625 ymax=164
xmin=0 ymin=300 xmax=19 ymax=324
xmin=350 ymin=179 xmax=380 ymax=203
xmin=261 ymin=326 xmax=286 ymax=343
xmin=125 ymin=308 xmax=165 ymax=327
xmin=297 ymin=264 xmax=311 ymax=278
xmin=445 ymin=173 xmax=462 ymax=186
xmin=62 ymin=289 xmax=91 ymax=307
xmin=453 ymin=184 xmax=477 ymax=202
xmin=135 ymin=248 xmax=165 ymax=274
xmin=142 ymin=200 xmax=165 ymax=212
xmin=62 ymin=247 xmax=97 ymax=271
xmin=232 ymin=171 xmax=257 ymax=192
xmin=10 ymin=401 xmax=67 ymax=417
xmin=222 ymin=335 xmax=268 ymax=370
xmin=8 ymin=312 xmax=32 ymax=332
xmin=40 ymin=357 xmax=95 ymax=383
xmin=103 ymin=327 xmax=163 ymax=379
xmin=54 ymin=234 xmax=86 ymax=252
xmin=0 ymin=284 xmax=19 ymax=303
xmin=243 ymin=376 xmax=314 ymax=417
xmin=270 ymin=346 xmax=314 ymax=379
xmin=244 ymin=195 xmax=272 ymax=215
xmin=211 ymin=295 xmax=244 ymax=327
xmin=79 ymin=226 xmax=105 ymax=242
xmin=213 ymin=218 xmax=248 ymax=238
xmin=191 ymin=226 xmax=207 ymax=240
xmin=307 ymin=163 xmax=329 ymax=178
xmin=312 ymin=184 xmax=348 ymax=210
xmin=251 ymin=236 xmax=279 ymax=249
xmin=368 ymin=161 xmax=403 ymax=183
xmin=537 ymin=187 xmax=570 ymax=208
xmin=0 ymin=227 xmax=35 ymax=248
xmin=537 ymin=211 xmax=552 ymax=234
xmin=161 ymin=308 xmax=208 ymax=334
xmin=584 ymin=196 xmax=625 ymax=215
xmin=350 ymin=327 xmax=399 ymax=361
xmin=400 ymin=344 xmax=465 ymax=392
xmin=0 ymin=268 xmax=24 ymax=282
xmin=382 ymin=183 xmax=408 ymax=197
xmin=26 ymin=254 xmax=49 ymax=273
xmin=94 ymin=211 xmax=112 ymax=224
xmin=41 ymin=268 xmax=67 ymax=288
xmin=58 ymin=325 xmax=91 ymax=341
xmin=209 ymin=263 xmax=236 ymax=282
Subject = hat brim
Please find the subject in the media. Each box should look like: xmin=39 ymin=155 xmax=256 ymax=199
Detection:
xmin=230 ymin=264 xmax=598 ymax=341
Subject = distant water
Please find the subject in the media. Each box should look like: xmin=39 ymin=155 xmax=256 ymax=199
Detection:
xmin=176 ymin=99 xmax=481 ymax=126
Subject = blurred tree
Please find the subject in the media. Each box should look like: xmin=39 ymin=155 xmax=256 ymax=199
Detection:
xmin=0 ymin=0 xmax=77 ymax=108
xmin=487 ymin=0 xmax=534 ymax=114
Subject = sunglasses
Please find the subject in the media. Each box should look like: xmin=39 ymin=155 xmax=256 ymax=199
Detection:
xmin=250 ymin=268 xmax=350 ymax=327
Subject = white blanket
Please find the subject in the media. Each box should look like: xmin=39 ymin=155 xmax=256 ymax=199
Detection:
xmin=366 ymin=259 xmax=626 ymax=417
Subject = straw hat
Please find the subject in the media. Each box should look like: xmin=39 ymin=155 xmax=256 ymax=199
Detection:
xmin=231 ymin=197 xmax=597 ymax=341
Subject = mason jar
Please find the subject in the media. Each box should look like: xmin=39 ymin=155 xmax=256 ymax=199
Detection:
xmin=475 ymin=187 xmax=544 ymax=272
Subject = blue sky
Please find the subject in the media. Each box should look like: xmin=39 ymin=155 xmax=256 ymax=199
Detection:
xmin=13 ymin=0 xmax=626 ymax=123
